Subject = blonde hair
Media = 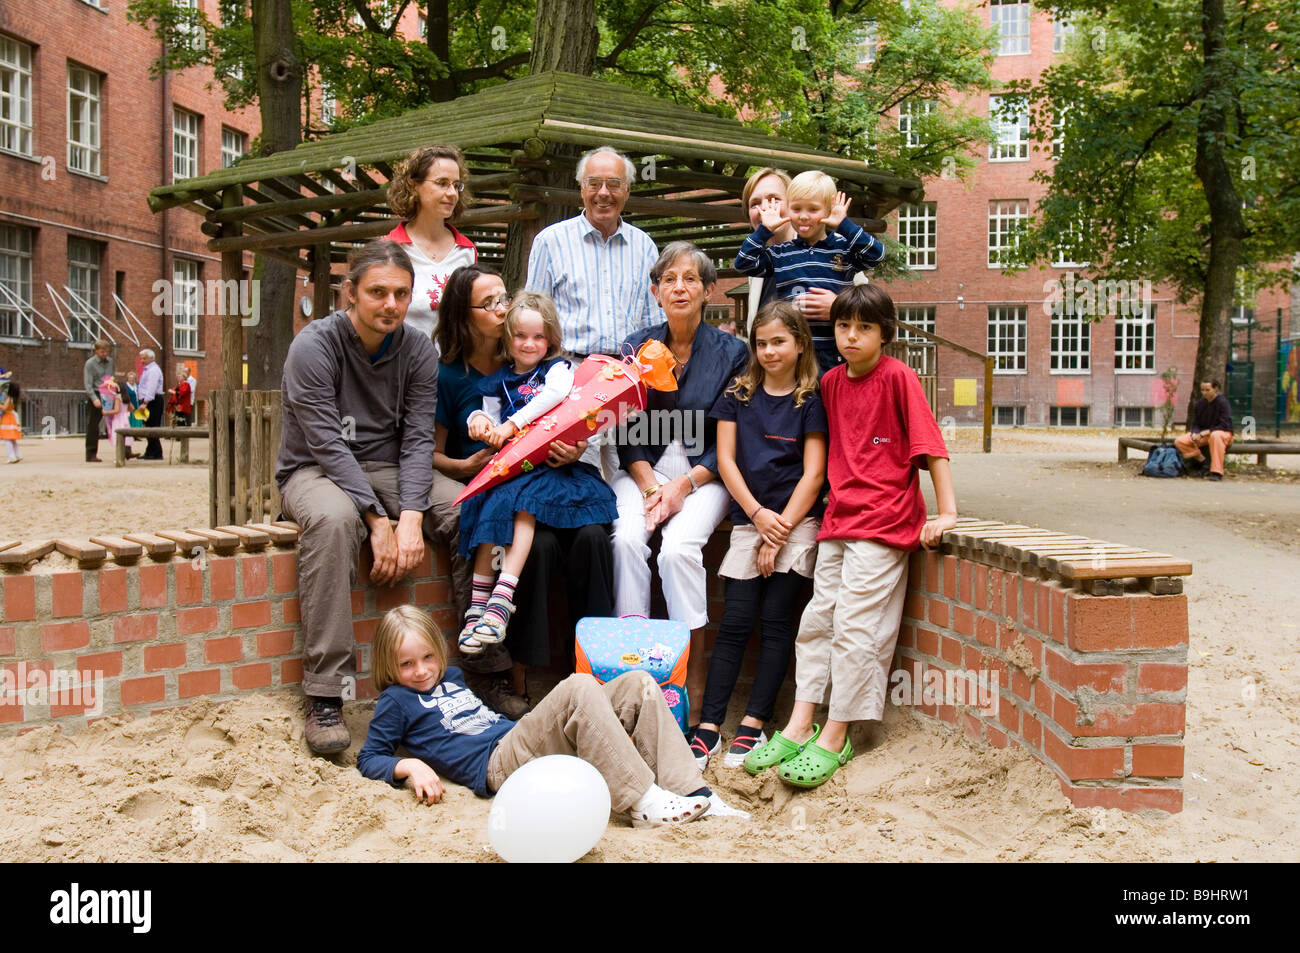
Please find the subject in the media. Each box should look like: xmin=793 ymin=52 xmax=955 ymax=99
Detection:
xmin=727 ymin=300 xmax=820 ymax=408
xmin=500 ymin=291 xmax=563 ymax=364
xmin=372 ymin=606 xmax=447 ymax=693
xmin=741 ymin=167 xmax=792 ymax=208
xmin=387 ymin=144 xmax=472 ymax=221
xmin=786 ymin=170 xmax=836 ymax=208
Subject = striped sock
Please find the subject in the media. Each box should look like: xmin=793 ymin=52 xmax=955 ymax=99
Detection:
xmin=471 ymin=574 xmax=494 ymax=614
xmin=483 ymin=573 xmax=519 ymax=625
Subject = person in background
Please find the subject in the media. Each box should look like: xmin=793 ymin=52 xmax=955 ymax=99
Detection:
xmin=168 ymin=365 xmax=194 ymax=427
xmin=83 ymin=339 xmax=113 ymax=462
xmin=137 ymin=348 xmax=165 ymax=460
xmin=384 ymin=144 xmax=478 ymax=342
xmin=1176 ymin=380 xmax=1235 ymax=481
xmin=0 ymin=373 xmax=22 ymax=463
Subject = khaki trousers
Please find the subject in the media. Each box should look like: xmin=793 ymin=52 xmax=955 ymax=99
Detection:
xmin=280 ymin=462 xmax=468 ymax=697
xmin=794 ymin=538 xmax=909 ymax=723
xmin=485 ymin=672 xmax=702 ymax=812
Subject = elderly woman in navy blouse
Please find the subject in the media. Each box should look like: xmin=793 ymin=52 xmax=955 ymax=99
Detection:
xmin=611 ymin=241 xmax=749 ymax=725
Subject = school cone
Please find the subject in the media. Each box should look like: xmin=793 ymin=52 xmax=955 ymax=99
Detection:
xmin=454 ymin=341 xmax=677 ymax=505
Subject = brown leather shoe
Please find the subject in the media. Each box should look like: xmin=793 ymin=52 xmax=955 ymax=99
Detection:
xmin=305 ymin=697 xmax=350 ymax=754
xmin=86 ymin=456 xmax=102 ymax=463
xmin=464 ymin=671 xmax=530 ymax=720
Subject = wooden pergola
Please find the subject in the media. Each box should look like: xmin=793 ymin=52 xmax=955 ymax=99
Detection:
xmin=148 ymin=70 xmax=924 ymax=390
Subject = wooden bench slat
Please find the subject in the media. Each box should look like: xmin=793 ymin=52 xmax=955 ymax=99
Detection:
xmin=214 ymin=524 xmax=271 ymax=549
xmin=1052 ymin=556 xmax=1193 ymax=580
xmin=88 ymin=535 xmax=144 ymax=559
xmin=247 ymin=522 xmax=299 ymax=545
xmin=0 ymin=541 xmax=19 ymax=555
xmin=123 ymin=533 xmax=178 ymax=558
xmin=156 ymin=530 xmax=212 ymax=554
xmin=0 ymin=540 xmax=56 ymax=566
xmin=187 ymin=527 xmax=242 ymax=553
xmin=55 ymin=539 xmax=107 ymax=566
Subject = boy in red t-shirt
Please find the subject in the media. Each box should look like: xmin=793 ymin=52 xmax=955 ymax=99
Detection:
xmin=743 ymin=284 xmax=958 ymax=787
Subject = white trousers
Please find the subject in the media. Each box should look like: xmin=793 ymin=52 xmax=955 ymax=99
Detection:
xmin=610 ymin=442 xmax=731 ymax=629
xmin=794 ymin=538 xmax=909 ymax=723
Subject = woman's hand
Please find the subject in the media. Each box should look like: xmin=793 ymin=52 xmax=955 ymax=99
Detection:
xmin=799 ymin=287 xmax=837 ymax=322
xmin=752 ymin=507 xmax=792 ymax=549
xmin=456 ymin=447 xmax=495 ymax=481
xmin=756 ymin=540 xmax=780 ymax=578
xmin=546 ymin=438 xmax=587 ymax=467
xmin=397 ymin=758 xmax=444 ymax=804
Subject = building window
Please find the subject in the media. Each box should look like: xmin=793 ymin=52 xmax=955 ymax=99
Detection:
xmin=221 ymin=126 xmax=246 ymax=168
xmin=994 ymin=406 xmax=1026 ymax=427
xmin=855 ymin=22 xmax=878 ymax=66
xmin=1050 ymin=306 xmax=1091 ymax=372
xmin=988 ymin=305 xmax=1027 ymax=373
xmin=989 ymin=95 xmax=1029 ymax=161
xmin=68 ymin=65 xmax=103 ymax=176
xmin=987 ymin=200 xmax=1028 ymax=267
xmin=1051 ymin=104 xmax=1069 ymax=159
xmin=1050 ymin=406 xmax=1090 ymax=427
xmin=1053 ymin=13 xmax=1076 ymax=53
xmin=174 ymin=0 xmax=205 ymax=52
xmin=898 ymin=99 xmax=935 ymax=148
xmin=418 ymin=14 xmax=428 ymax=38
xmin=896 ymin=305 xmax=936 ymax=375
xmin=1116 ymin=407 xmax=1155 ymax=428
xmin=0 ymin=35 xmax=34 ymax=156
xmin=897 ymin=202 xmax=937 ymax=269
xmin=991 ymin=0 xmax=1030 ymax=55
xmin=67 ymin=238 xmax=102 ymax=344
xmin=1115 ymin=305 xmax=1156 ymax=372
xmin=1052 ymin=219 xmax=1089 ymax=267
xmin=173 ymin=107 xmax=201 ymax=181
xmin=320 ymin=83 xmax=337 ymax=125
xmin=0 ymin=225 xmax=34 ymax=338
xmin=173 ymin=259 xmax=200 ymax=353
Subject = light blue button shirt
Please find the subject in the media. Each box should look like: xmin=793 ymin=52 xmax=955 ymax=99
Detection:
xmin=525 ymin=212 xmax=662 ymax=356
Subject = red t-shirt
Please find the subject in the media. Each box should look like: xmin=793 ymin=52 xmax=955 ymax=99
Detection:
xmin=818 ymin=355 xmax=948 ymax=550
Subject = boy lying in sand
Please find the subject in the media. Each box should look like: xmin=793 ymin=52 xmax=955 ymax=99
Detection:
xmin=357 ymin=606 xmax=748 ymax=827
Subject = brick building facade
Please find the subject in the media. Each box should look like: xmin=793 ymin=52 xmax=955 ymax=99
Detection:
xmin=0 ymin=0 xmax=257 ymax=435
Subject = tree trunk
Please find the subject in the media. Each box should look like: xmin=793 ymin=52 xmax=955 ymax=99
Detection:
xmin=503 ymin=0 xmax=598 ymax=286
xmin=247 ymin=0 xmax=304 ymax=391
xmin=426 ymin=0 xmax=456 ymax=101
xmin=529 ymin=0 xmax=598 ymax=74
xmin=1188 ymin=0 xmax=1246 ymax=424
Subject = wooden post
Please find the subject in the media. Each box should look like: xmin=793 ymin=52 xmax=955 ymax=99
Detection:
xmin=312 ymin=244 xmax=332 ymax=319
xmin=219 ymin=186 xmax=245 ymax=392
xmin=984 ymin=356 xmax=994 ymax=454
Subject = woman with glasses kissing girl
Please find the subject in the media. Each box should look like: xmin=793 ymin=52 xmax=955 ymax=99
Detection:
xmin=384 ymin=144 xmax=479 ymax=342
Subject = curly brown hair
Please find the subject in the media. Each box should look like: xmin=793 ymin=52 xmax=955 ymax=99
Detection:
xmin=387 ymin=144 xmax=472 ymax=221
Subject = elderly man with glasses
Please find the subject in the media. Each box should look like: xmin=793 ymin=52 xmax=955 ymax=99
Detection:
xmin=525 ymin=146 xmax=661 ymax=361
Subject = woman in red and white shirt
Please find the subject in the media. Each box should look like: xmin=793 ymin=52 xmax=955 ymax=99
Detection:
xmin=385 ymin=144 xmax=478 ymax=342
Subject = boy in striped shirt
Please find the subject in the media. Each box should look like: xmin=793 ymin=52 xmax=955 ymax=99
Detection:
xmin=734 ymin=170 xmax=886 ymax=375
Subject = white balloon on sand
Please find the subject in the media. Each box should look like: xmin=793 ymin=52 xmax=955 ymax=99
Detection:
xmin=488 ymin=755 xmax=611 ymax=863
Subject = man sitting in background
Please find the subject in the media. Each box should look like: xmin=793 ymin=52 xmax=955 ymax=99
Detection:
xmin=1176 ymin=380 xmax=1234 ymax=481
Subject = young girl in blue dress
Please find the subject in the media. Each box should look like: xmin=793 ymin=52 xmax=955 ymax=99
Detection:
xmin=692 ymin=301 xmax=828 ymax=769
xmin=458 ymin=292 xmax=617 ymax=654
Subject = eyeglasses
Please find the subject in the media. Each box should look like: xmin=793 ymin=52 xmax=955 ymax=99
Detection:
xmin=424 ymin=177 xmax=466 ymax=193
xmin=473 ymin=294 xmax=511 ymax=312
xmin=581 ymin=177 xmax=628 ymax=192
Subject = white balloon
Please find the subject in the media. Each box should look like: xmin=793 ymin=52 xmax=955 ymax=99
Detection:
xmin=488 ymin=755 xmax=611 ymax=863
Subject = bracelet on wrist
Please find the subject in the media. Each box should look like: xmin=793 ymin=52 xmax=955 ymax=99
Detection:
xmin=685 ymin=469 xmax=700 ymax=492
xmin=643 ymin=483 xmax=662 ymax=499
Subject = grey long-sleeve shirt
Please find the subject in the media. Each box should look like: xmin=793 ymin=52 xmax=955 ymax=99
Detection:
xmin=84 ymin=354 xmax=113 ymax=400
xmin=275 ymin=309 xmax=439 ymax=517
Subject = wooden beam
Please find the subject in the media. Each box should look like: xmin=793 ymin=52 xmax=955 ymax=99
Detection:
xmin=312 ymin=245 xmax=333 ymax=319
xmin=220 ymin=186 xmax=245 ymax=393
xmin=512 ymin=184 xmax=747 ymax=223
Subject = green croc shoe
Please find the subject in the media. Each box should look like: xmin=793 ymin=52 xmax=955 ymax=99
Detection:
xmin=743 ymin=724 xmax=821 ymax=776
xmin=777 ymin=735 xmax=853 ymax=789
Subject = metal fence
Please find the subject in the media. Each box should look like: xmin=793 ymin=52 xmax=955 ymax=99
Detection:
xmin=16 ymin=389 xmax=88 ymax=437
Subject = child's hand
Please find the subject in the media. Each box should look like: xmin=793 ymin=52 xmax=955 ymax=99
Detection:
xmin=920 ymin=512 xmax=957 ymax=550
xmin=487 ymin=420 xmax=518 ymax=449
xmin=399 ymin=759 xmax=445 ymax=804
xmin=467 ymin=414 xmax=491 ymax=442
xmin=756 ymin=540 xmax=780 ymax=578
xmin=752 ymin=507 xmax=792 ymax=548
xmin=758 ymin=200 xmax=789 ymax=233
xmin=821 ymin=191 xmax=850 ymax=229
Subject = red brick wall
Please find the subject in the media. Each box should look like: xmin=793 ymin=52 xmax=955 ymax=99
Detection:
xmin=894 ymin=549 xmax=1187 ymax=813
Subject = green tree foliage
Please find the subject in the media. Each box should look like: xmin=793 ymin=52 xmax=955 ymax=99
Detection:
xmin=127 ymin=0 xmax=997 ymax=175
xmin=1010 ymin=1 xmax=1300 ymax=417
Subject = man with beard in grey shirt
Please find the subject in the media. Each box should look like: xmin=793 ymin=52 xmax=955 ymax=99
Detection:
xmin=277 ymin=240 xmax=460 ymax=755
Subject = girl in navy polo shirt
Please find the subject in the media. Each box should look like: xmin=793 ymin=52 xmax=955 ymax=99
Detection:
xmin=692 ymin=301 xmax=828 ymax=769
